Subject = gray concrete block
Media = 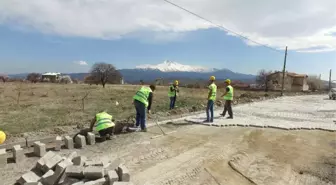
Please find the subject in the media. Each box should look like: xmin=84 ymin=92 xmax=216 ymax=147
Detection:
xmin=83 ymin=166 xmax=104 ymax=180
xmin=42 ymin=154 xmax=63 ymax=172
xmin=75 ymin=135 xmax=86 ymax=148
xmin=107 ymin=170 xmax=119 ymax=185
xmin=72 ymin=181 xmax=85 ymax=185
xmin=112 ymin=182 xmax=134 ymax=185
xmin=67 ymin=151 xmax=78 ymax=161
xmin=54 ymin=136 xmax=62 ymax=151
xmin=36 ymin=151 xmax=56 ymax=170
xmin=23 ymin=182 xmax=43 ymax=185
xmin=17 ymin=171 xmax=41 ymax=185
xmin=84 ymin=160 xmax=103 ymax=167
xmin=84 ymin=178 xmax=106 ymax=185
xmin=65 ymin=165 xmax=84 ymax=178
xmin=33 ymin=141 xmax=46 ymax=157
xmin=13 ymin=145 xmax=25 ymax=163
xmin=104 ymin=159 xmax=121 ymax=175
xmin=0 ymin=148 xmax=7 ymax=168
xmin=72 ymin=156 xmax=87 ymax=166
xmin=64 ymin=136 xmax=74 ymax=149
xmin=117 ymin=164 xmax=130 ymax=181
xmin=86 ymin=132 xmax=96 ymax=145
xmin=41 ymin=170 xmax=57 ymax=185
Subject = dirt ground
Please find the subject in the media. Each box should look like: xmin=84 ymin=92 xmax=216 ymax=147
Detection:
xmin=1 ymin=95 xmax=335 ymax=185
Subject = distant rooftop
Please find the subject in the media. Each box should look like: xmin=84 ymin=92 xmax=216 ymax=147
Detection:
xmin=42 ymin=72 xmax=61 ymax=76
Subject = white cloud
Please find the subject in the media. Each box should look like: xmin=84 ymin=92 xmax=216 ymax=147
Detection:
xmin=74 ymin=61 xmax=88 ymax=66
xmin=0 ymin=0 xmax=336 ymax=52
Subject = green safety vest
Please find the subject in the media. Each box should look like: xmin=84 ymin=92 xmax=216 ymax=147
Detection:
xmin=133 ymin=86 xmax=152 ymax=107
xmin=168 ymin=85 xmax=178 ymax=97
xmin=95 ymin=112 xmax=115 ymax=132
xmin=208 ymin=83 xmax=217 ymax=100
xmin=224 ymin=85 xmax=234 ymax=100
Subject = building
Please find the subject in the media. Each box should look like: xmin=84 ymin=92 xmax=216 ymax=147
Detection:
xmin=41 ymin=72 xmax=61 ymax=82
xmin=267 ymin=71 xmax=309 ymax=91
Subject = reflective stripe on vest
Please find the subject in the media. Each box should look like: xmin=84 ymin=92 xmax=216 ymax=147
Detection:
xmin=224 ymin=85 xmax=234 ymax=100
xmin=133 ymin=86 xmax=152 ymax=107
xmin=95 ymin=112 xmax=115 ymax=131
xmin=208 ymin=83 xmax=217 ymax=100
xmin=168 ymin=85 xmax=176 ymax=97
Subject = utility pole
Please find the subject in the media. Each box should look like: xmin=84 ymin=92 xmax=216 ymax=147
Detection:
xmin=281 ymin=46 xmax=288 ymax=96
xmin=329 ymin=69 xmax=332 ymax=90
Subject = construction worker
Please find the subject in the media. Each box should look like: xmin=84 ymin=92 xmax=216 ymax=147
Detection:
xmin=221 ymin=79 xmax=234 ymax=119
xmin=205 ymin=76 xmax=217 ymax=122
xmin=0 ymin=130 xmax=6 ymax=144
xmin=168 ymin=80 xmax=179 ymax=110
xmin=133 ymin=84 xmax=156 ymax=132
xmin=89 ymin=110 xmax=115 ymax=141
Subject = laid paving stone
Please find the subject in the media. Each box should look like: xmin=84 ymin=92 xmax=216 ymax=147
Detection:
xmin=85 ymin=160 xmax=104 ymax=167
xmin=55 ymin=136 xmax=63 ymax=151
xmin=83 ymin=166 xmax=105 ymax=180
xmin=107 ymin=170 xmax=119 ymax=185
xmin=104 ymin=159 xmax=121 ymax=175
xmin=17 ymin=171 xmax=41 ymax=185
xmin=0 ymin=148 xmax=7 ymax=168
xmin=67 ymin=151 xmax=78 ymax=161
xmin=33 ymin=141 xmax=46 ymax=157
xmin=13 ymin=144 xmax=25 ymax=163
xmin=23 ymin=182 xmax=43 ymax=185
xmin=117 ymin=164 xmax=130 ymax=181
xmin=64 ymin=136 xmax=74 ymax=149
xmin=75 ymin=135 xmax=86 ymax=148
xmin=72 ymin=156 xmax=87 ymax=166
xmin=112 ymin=182 xmax=134 ymax=185
xmin=86 ymin=132 xmax=96 ymax=145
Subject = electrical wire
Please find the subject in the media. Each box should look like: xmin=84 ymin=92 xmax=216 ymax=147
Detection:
xmin=162 ymin=0 xmax=285 ymax=54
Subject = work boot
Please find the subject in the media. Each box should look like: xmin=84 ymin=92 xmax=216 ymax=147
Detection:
xmin=220 ymin=113 xmax=225 ymax=117
xmin=140 ymin=128 xmax=147 ymax=132
xmin=226 ymin=117 xmax=233 ymax=119
xmin=203 ymin=120 xmax=210 ymax=123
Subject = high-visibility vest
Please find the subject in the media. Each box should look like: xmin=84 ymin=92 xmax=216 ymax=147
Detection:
xmin=95 ymin=112 xmax=115 ymax=132
xmin=224 ymin=85 xmax=234 ymax=100
xmin=208 ymin=83 xmax=217 ymax=100
xmin=133 ymin=86 xmax=152 ymax=107
xmin=168 ymin=85 xmax=178 ymax=97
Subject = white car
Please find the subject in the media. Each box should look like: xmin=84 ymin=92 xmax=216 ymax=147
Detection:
xmin=329 ymin=88 xmax=336 ymax=100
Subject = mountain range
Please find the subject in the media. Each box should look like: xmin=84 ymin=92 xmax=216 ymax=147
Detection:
xmin=7 ymin=61 xmax=257 ymax=83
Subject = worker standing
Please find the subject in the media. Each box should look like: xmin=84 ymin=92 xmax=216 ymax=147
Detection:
xmin=220 ymin=79 xmax=234 ymax=119
xmin=133 ymin=85 xmax=156 ymax=132
xmin=205 ymin=76 xmax=217 ymax=122
xmin=168 ymin=80 xmax=179 ymax=110
xmin=89 ymin=110 xmax=115 ymax=141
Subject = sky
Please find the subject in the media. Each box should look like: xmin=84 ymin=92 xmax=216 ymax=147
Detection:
xmin=0 ymin=0 xmax=335 ymax=80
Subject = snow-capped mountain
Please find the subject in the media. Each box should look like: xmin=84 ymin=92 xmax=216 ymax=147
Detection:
xmin=136 ymin=60 xmax=212 ymax=72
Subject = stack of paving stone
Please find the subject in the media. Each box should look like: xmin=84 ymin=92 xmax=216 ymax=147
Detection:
xmin=16 ymin=151 xmax=134 ymax=185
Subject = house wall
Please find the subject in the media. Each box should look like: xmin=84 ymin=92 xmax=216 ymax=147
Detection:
xmin=268 ymin=73 xmax=292 ymax=91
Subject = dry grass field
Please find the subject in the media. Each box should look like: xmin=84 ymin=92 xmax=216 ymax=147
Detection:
xmin=0 ymin=82 xmax=284 ymax=136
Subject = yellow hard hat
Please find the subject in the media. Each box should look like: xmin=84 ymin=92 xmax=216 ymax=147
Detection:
xmin=174 ymin=80 xmax=179 ymax=85
xmin=210 ymin=76 xmax=215 ymax=81
xmin=225 ymin=79 xmax=231 ymax=84
xmin=0 ymin=130 xmax=6 ymax=145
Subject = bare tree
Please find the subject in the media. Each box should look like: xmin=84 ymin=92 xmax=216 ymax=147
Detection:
xmin=90 ymin=63 xmax=122 ymax=88
xmin=26 ymin=73 xmax=41 ymax=83
xmin=307 ymin=75 xmax=323 ymax=91
xmin=256 ymin=69 xmax=273 ymax=92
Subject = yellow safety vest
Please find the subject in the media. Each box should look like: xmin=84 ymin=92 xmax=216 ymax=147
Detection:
xmin=133 ymin=86 xmax=152 ymax=107
xmin=95 ymin=112 xmax=115 ymax=132
xmin=208 ymin=83 xmax=217 ymax=100
xmin=168 ymin=85 xmax=178 ymax=97
xmin=224 ymin=85 xmax=234 ymax=100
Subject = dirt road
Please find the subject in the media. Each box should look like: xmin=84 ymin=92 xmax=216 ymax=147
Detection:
xmin=1 ymin=95 xmax=335 ymax=185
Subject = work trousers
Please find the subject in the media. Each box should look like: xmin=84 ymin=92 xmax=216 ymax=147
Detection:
xmin=223 ymin=100 xmax=233 ymax=118
xmin=169 ymin=96 xmax=176 ymax=110
xmin=206 ymin=100 xmax=214 ymax=122
xmin=134 ymin=100 xmax=147 ymax=130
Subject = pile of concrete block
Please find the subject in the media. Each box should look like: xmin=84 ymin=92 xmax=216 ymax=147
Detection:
xmin=16 ymin=151 xmax=134 ymax=185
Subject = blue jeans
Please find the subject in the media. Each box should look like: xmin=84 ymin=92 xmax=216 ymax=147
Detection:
xmin=169 ymin=96 xmax=176 ymax=109
xmin=134 ymin=100 xmax=146 ymax=130
xmin=206 ymin=100 xmax=214 ymax=122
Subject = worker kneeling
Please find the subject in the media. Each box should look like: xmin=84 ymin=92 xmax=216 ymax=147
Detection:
xmin=90 ymin=110 xmax=115 ymax=141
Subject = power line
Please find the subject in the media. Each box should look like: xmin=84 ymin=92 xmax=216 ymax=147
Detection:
xmin=162 ymin=0 xmax=284 ymax=54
